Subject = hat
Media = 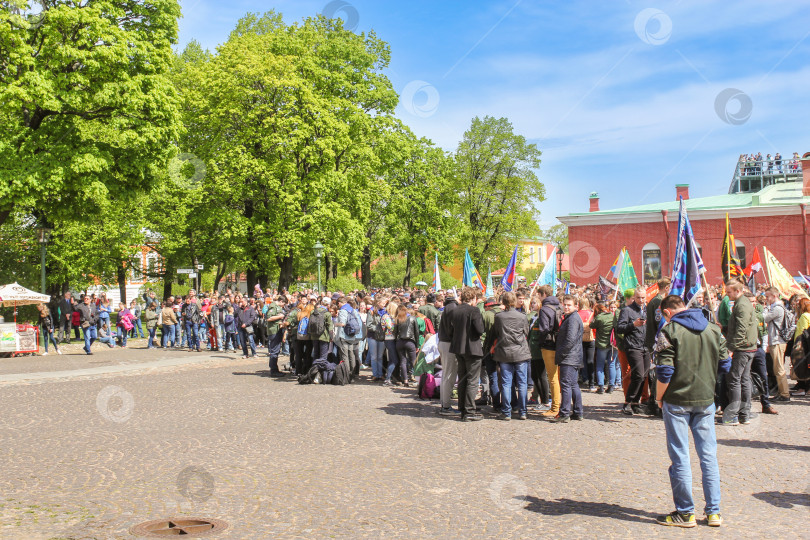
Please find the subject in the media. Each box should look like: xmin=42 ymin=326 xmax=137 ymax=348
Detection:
xmin=484 ymin=298 xmax=497 ymax=307
xmin=322 ymin=297 xmax=332 ymax=306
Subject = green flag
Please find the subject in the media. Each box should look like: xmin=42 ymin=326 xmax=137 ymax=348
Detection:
xmin=617 ymin=248 xmax=639 ymax=294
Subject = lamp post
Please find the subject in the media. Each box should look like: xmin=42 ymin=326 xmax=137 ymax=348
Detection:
xmin=313 ymin=241 xmax=324 ymax=292
xmin=557 ymin=248 xmax=564 ymax=288
xmin=37 ymin=227 xmax=52 ymax=294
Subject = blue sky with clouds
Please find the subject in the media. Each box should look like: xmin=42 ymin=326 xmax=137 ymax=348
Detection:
xmin=176 ymin=0 xmax=810 ymax=227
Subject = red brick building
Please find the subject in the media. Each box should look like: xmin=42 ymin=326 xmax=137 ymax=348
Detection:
xmin=559 ymin=153 xmax=810 ymax=286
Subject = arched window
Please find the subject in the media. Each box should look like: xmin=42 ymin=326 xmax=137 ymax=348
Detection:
xmin=529 ymin=246 xmax=535 ymax=264
xmin=642 ymin=243 xmax=662 ymax=285
xmin=735 ymin=240 xmax=746 ymax=269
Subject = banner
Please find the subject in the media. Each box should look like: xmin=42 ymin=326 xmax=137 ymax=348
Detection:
xmin=501 ymin=246 xmax=518 ymax=292
xmin=432 ymin=253 xmax=442 ymax=291
xmin=762 ymin=247 xmax=808 ymax=299
xmin=616 ymin=248 xmax=639 ymax=295
xmin=721 ymin=213 xmax=744 ymax=282
xmin=462 ymin=249 xmax=485 ymax=293
xmin=536 ymin=247 xmax=557 ymax=289
xmin=670 ymin=198 xmax=705 ymax=304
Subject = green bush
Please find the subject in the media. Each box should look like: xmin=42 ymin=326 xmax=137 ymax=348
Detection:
xmin=327 ymin=274 xmax=365 ymax=293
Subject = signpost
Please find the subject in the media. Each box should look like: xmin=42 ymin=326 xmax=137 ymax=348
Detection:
xmin=177 ymin=269 xmax=194 ymax=274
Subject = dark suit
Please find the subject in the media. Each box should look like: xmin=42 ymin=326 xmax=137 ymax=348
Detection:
xmin=447 ymin=303 xmax=485 ymax=416
xmin=58 ymin=297 xmax=73 ymax=343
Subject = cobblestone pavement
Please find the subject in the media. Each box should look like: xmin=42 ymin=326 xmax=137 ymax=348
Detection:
xmin=0 ymin=348 xmax=807 ymax=539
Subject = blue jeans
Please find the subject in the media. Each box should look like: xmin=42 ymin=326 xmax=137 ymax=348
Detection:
xmin=499 ymin=361 xmax=528 ymax=416
xmin=185 ymin=322 xmax=200 ymax=350
xmin=147 ymin=327 xmax=157 ymax=348
xmin=384 ymin=340 xmax=398 ymax=381
xmin=42 ymin=327 xmax=59 ymax=353
xmin=240 ymin=328 xmax=256 ymax=357
xmin=558 ymin=364 xmax=583 ymax=417
xmin=131 ymin=318 xmax=144 ymax=338
xmin=594 ymin=347 xmax=611 ymax=386
xmin=118 ymin=326 xmax=128 ymax=347
xmin=267 ymin=329 xmax=283 ymax=371
xmin=368 ymin=339 xmax=385 ymax=379
xmin=82 ymin=325 xmax=97 ymax=354
xmin=485 ymin=355 xmax=501 ymax=408
xmin=610 ymin=349 xmax=621 ymax=386
xmin=175 ymin=322 xmax=182 ymax=347
xmin=162 ymin=324 xmax=176 ymax=347
xmin=663 ymin=402 xmax=721 ymax=515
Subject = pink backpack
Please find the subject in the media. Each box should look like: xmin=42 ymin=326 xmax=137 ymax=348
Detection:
xmin=419 ymin=373 xmax=437 ymax=399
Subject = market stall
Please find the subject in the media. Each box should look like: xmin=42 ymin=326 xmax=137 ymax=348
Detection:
xmin=0 ymin=283 xmax=50 ymax=356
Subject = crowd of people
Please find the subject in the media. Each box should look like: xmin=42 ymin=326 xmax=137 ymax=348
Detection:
xmin=737 ymin=152 xmax=802 ymax=175
xmin=38 ymin=276 xmax=809 ymax=422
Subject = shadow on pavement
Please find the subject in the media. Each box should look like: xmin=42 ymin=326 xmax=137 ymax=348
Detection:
xmin=523 ymin=496 xmax=658 ymax=523
xmin=717 ymin=439 xmax=810 ymax=452
xmin=752 ymin=491 xmax=810 ymax=509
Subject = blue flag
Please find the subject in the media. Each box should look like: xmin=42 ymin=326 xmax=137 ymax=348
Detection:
xmin=501 ymin=246 xmax=519 ymax=292
xmin=670 ymin=198 xmax=705 ymax=304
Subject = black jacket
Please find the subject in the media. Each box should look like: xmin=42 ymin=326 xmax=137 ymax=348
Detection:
xmin=555 ymin=310 xmax=584 ymax=367
xmin=438 ymin=299 xmax=458 ymax=343
xmin=617 ymin=301 xmax=646 ymax=350
xmin=488 ymin=309 xmax=531 ymax=363
xmin=237 ymin=307 xmax=256 ymax=328
xmin=394 ymin=315 xmax=419 ymax=343
xmin=59 ymin=298 xmax=73 ymax=320
xmin=447 ymin=303 xmax=485 ymax=357
xmin=537 ymin=296 xmax=562 ymax=350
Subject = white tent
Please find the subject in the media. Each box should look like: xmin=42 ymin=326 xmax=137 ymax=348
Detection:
xmin=0 ymin=282 xmax=50 ymax=325
xmin=0 ymin=282 xmax=51 ymax=308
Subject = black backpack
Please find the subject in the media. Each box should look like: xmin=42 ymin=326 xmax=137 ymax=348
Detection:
xmin=545 ymin=305 xmax=565 ymax=345
xmin=307 ymin=308 xmax=326 ymax=338
xmin=367 ymin=312 xmax=385 ymax=341
xmin=298 ymin=365 xmax=321 ymax=385
xmin=332 ymin=361 xmax=351 ymax=385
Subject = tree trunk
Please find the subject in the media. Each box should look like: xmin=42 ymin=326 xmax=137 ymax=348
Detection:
xmin=213 ymin=263 xmax=227 ymax=293
xmin=361 ymin=245 xmax=371 ymax=288
xmin=324 ymin=254 xmax=332 ymax=290
xmin=163 ymin=277 xmax=173 ymax=301
xmin=403 ymin=252 xmax=412 ymax=288
xmin=277 ymin=250 xmax=294 ymax=291
xmin=116 ymin=262 xmax=128 ymax=304
xmin=332 ymin=262 xmax=338 ymax=279
xmin=420 ymin=251 xmax=427 ymax=273
xmin=256 ymin=273 xmax=269 ymax=292
xmin=246 ymin=269 xmax=257 ymax=291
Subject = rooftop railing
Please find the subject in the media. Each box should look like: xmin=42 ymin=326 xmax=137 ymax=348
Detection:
xmin=728 ymin=158 xmax=803 ymax=194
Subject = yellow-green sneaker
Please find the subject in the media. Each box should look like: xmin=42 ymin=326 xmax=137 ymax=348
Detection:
xmin=707 ymin=513 xmax=723 ymax=527
xmin=656 ymin=511 xmax=696 ymax=528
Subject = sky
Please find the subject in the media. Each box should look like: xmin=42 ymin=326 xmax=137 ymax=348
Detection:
xmin=176 ymin=0 xmax=810 ymax=229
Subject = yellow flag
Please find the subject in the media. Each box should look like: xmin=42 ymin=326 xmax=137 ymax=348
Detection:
xmin=762 ymin=247 xmax=809 ymax=299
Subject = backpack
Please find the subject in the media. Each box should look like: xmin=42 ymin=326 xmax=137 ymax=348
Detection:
xmin=545 ymin=305 xmax=565 ymax=345
xmin=778 ymin=306 xmax=796 ymax=343
xmin=332 ymin=361 xmax=351 ymax=385
xmin=185 ymin=303 xmax=200 ymax=324
xmin=418 ymin=373 xmax=437 ymax=399
xmin=307 ymin=308 xmax=326 ymax=338
xmin=344 ymin=308 xmax=361 ymax=338
xmin=297 ymin=316 xmax=309 ymax=338
xmin=298 ymin=365 xmax=321 ymax=385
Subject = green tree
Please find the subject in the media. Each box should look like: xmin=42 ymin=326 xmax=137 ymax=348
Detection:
xmin=545 ymin=223 xmax=568 ymax=253
xmin=452 ymin=116 xmax=544 ymax=268
xmin=0 ymin=0 xmax=182 ymax=227
xmin=181 ymin=12 xmax=398 ymax=290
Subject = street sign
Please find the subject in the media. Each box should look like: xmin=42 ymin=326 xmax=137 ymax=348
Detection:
xmin=189 ymin=272 xmax=198 ymax=278
xmin=196 ymin=264 xmax=204 ymax=270
xmin=177 ymin=269 xmax=194 ymax=274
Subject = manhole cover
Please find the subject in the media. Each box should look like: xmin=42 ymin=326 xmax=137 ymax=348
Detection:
xmin=130 ymin=518 xmax=228 ymax=537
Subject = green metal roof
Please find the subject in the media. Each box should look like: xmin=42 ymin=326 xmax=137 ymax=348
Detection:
xmin=568 ymin=182 xmax=810 ymax=216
